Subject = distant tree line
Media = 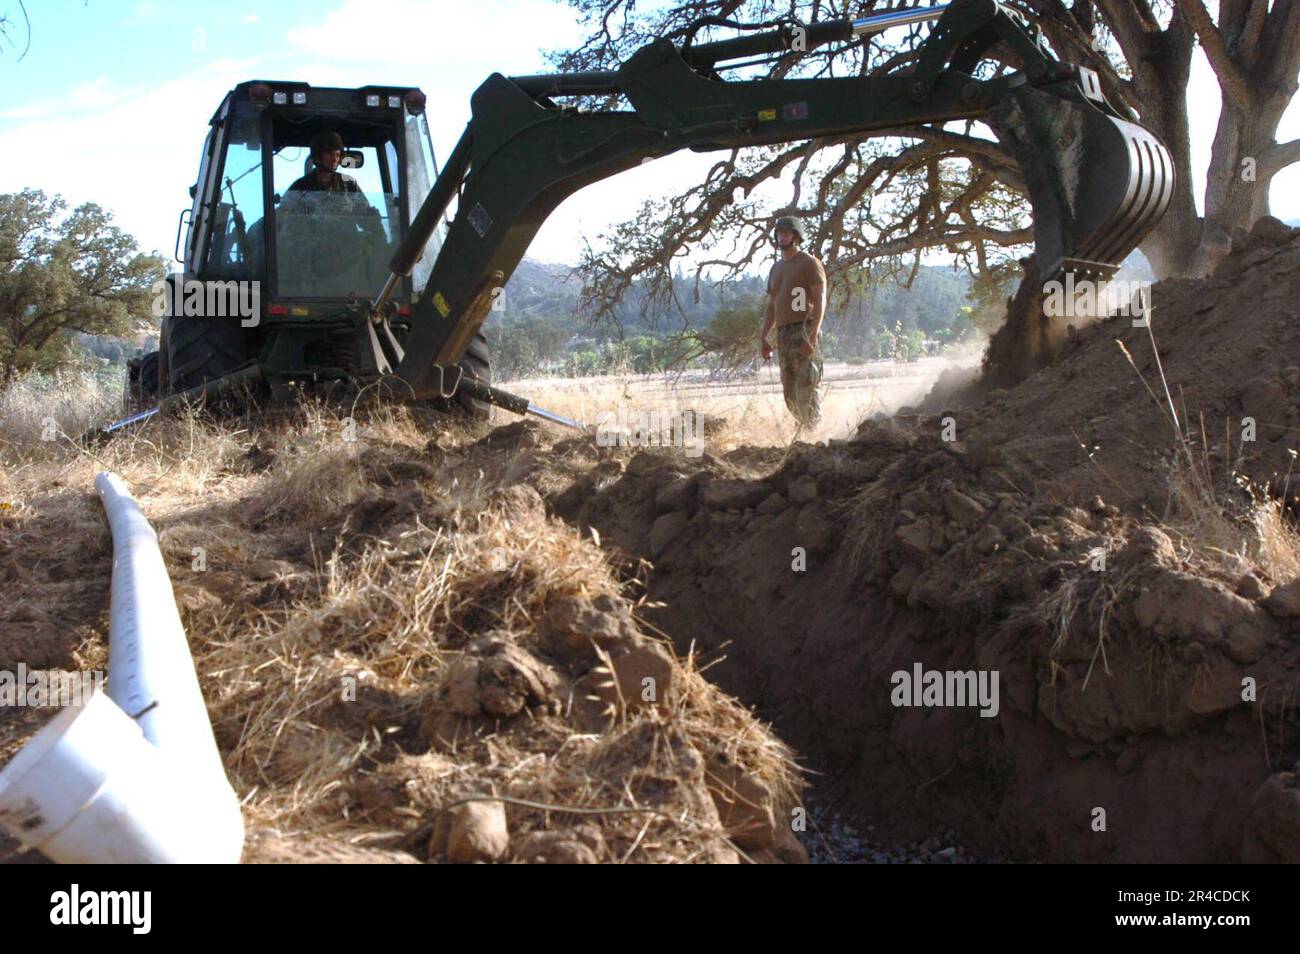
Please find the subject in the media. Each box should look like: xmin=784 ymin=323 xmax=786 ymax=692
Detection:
xmin=488 ymin=256 xmax=988 ymax=379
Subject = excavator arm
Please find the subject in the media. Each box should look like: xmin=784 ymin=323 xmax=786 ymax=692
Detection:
xmin=380 ymin=0 xmax=1173 ymax=400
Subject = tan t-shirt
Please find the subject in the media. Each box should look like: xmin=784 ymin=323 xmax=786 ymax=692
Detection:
xmin=766 ymin=251 xmax=827 ymax=327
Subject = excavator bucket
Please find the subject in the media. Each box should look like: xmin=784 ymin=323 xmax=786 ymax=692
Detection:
xmin=990 ymin=83 xmax=1174 ymax=282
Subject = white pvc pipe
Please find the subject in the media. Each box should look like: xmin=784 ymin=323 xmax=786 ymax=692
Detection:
xmin=0 ymin=472 xmax=244 ymax=863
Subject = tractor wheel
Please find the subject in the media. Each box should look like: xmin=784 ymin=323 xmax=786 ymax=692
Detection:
xmin=424 ymin=330 xmax=492 ymax=420
xmin=129 ymin=350 xmax=161 ymax=411
xmin=164 ymin=314 xmax=248 ymax=395
xmin=139 ymin=351 xmax=161 ymax=401
xmin=453 ymin=330 xmax=492 ymax=420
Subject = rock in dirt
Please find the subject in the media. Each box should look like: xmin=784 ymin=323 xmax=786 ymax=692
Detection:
xmin=246 ymin=558 xmax=296 ymax=581
xmin=445 ymin=800 xmax=510 ymax=863
xmin=1130 ymin=570 xmax=1259 ymax=644
xmin=895 ymin=521 xmax=933 ymax=559
xmin=649 ymin=511 xmax=690 ymax=557
xmin=794 ymin=504 xmax=837 ymax=555
xmin=705 ymin=752 xmax=781 ymax=852
xmin=788 ymin=476 xmax=819 ymax=505
xmin=486 ymin=483 xmax=546 ymax=518
xmin=539 ymin=593 xmax=642 ymax=658
xmin=699 ymin=478 xmax=769 ymax=510
xmin=1261 ymin=578 xmax=1300 ymax=622
xmin=477 ymin=419 xmax=541 ymax=450
xmin=1119 ymin=526 xmax=1177 ymax=565
xmin=942 ymin=488 xmax=987 ymax=526
xmin=1244 ymin=770 xmax=1300 ymax=863
xmin=1248 ymin=214 xmax=1295 ymax=246
xmin=516 ymin=827 xmax=605 ymax=864
xmin=609 ymin=644 xmax=674 ymax=707
xmin=1234 ymin=572 xmax=1267 ymax=600
xmin=571 ymin=643 xmax=675 ymax=729
xmin=439 ymin=637 xmax=561 ymax=719
xmin=654 ymin=476 xmax=697 ymax=513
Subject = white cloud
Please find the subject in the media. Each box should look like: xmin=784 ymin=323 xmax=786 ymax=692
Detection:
xmin=284 ymin=0 xmax=580 ymax=70
xmin=0 ymin=103 xmax=51 ymax=120
xmin=0 ymin=58 xmax=265 ymax=259
xmin=70 ymin=76 xmax=120 ymax=110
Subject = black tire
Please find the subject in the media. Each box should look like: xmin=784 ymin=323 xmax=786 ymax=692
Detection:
xmin=453 ymin=330 xmax=492 ymax=419
xmin=164 ymin=314 xmax=248 ymax=395
xmin=138 ymin=351 xmax=161 ymax=404
xmin=423 ymin=330 xmax=491 ymax=420
xmin=126 ymin=350 xmax=161 ymax=412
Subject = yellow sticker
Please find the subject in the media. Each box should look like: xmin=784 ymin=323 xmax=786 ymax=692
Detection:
xmin=758 ymin=108 xmax=777 ymax=122
xmin=290 ymin=306 xmax=309 ymax=316
xmin=432 ymin=291 xmax=451 ymax=318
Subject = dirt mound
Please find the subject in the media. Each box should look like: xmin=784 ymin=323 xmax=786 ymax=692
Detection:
xmin=920 ymin=216 xmax=1300 ymax=516
xmin=0 ymin=411 xmax=804 ymax=865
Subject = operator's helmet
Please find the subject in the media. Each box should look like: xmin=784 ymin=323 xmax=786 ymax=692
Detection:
xmin=772 ymin=215 xmax=804 ymax=245
xmin=310 ymin=130 xmax=345 ymax=158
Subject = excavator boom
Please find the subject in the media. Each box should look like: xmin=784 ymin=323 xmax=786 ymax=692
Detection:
xmin=375 ymin=0 xmax=1173 ymax=398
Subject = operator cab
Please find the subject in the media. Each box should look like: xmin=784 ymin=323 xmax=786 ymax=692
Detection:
xmin=181 ymin=81 xmax=442 ymax=305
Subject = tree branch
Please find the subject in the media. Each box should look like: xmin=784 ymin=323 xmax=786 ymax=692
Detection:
xmin=1259 ymin=137 xmax=1300 ymax=179
xmin=832 ymin=225 xmax=1035 ymax=266
xmin=1094 ymin=0 xmax=1156 ymax=70
xmin=1176 ymin=0 xmax=1251 ymax=106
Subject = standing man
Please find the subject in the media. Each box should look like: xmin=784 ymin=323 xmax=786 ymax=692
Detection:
xmin=760 ymin=215 xmax=826 ymax=427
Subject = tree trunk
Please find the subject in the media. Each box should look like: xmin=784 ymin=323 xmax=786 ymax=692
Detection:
xmin=1121 ymin=7 xmax=1202 ymax=278
xmin=1085 ymin=1 xmax=1300 ymax=279
xmin=1136 ymin=0 xmax=1300 ymax=277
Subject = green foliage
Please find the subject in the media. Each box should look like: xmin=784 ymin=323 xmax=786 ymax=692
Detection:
xmin=490 ymin=257 xmax=990 ymax=377
xmin=486 ymin=313 xmax=570 ymax=378
xmin=0 ymin=189 xmax=165 ymax=383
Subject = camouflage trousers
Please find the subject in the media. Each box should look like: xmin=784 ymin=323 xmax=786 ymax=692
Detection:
xmin=776 ymin=322 xmax=823 ymax=427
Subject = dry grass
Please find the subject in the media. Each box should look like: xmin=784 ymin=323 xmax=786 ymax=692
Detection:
xmin=0 ymin=366 xmax=123 ymax=448
xmin=1115 ymin=331 xmax=1300 ymax=583
xmin=0 ymin=381 xmax=803 ymax=863
xmin=510 ymin=355 xmax=964 ymax=451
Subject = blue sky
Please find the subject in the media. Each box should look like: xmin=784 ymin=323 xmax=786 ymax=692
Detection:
xmin=1 ymin=0 xmax=1296 ymax=270
xmin=0 ymin=0 xmax=719 ymax=264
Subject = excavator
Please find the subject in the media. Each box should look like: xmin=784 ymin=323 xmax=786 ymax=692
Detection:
xmin=115 ymin=0 xmax=1172 ymax=433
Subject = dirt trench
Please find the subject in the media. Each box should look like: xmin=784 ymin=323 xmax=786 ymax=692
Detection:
xmin=474 ymin=220 xmax=1300 ymax=863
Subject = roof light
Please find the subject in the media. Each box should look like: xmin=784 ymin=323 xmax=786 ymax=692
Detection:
xmin=292 ymin=91 xmax=307 ymax=105
xmin=387 ymin=95 xmax=401 ymax=108
xmin=249 ymin=83 xmax=273 ymax=107
xmin=267 ymin=305 xmax=287 ymax=316
xmin=405 ymin=90 xmax=426 ymax=115
xmin=272 ymin=91 xmax=288 ymax=105
xmin=366 ymin=94 xmax=381 ymax=107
